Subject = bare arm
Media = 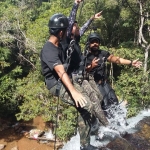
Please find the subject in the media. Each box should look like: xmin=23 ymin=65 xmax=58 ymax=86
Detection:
xmin=86 ymin=54 xmax=142 ymax=73
xmin=54 ymin=64 xmax=87 ymax=107
xmin=107 ymin=54 xmax=142 ymax=68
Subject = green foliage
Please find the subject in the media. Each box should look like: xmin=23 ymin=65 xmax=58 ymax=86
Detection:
xmin=115 ymin=68 xmax=150 ymax=117
xmin=104 ymin=0 xmax=118 ymax=9
xmin=26 ymin=1 xmax=70 ymax=51
xmin=14 ymin=70 xmax=49 ymax=120
xmin=0 ymin=70 xmax=20 ymax=117
xmin=56 ymin=105 xmax=77 ymax=141
xmin=120 ymin=8 xmax=130 ymax=20
xmin=0 ymin=47 xmax=11 ymax=72
xmin=13 ymin=63 xmax=77 ymax=141
xmin=111 ymin=46 xmax=150 ymax=117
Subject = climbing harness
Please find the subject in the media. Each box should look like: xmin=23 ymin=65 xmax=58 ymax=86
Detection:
xmin=63 ymin=39 xmax=76 ymax=71
xmin=74 ymin=42 xmax=90 ymax=84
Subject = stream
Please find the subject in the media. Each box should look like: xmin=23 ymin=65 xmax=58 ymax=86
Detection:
xmin=60 ymin=103 xmax=150 ymax=150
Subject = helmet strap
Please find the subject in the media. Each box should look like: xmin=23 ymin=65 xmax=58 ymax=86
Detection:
xmin=51 ymin=29 xmax=66 ymax=42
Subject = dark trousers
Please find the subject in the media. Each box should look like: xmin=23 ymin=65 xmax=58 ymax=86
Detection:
xmin=97 ymin=81 xmax=119 ymax=110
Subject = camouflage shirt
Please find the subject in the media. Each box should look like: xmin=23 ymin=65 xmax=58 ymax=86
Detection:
xmin=67 ymin=3 xmax=93 ymax=37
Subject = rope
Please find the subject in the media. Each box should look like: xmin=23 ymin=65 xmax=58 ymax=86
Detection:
xmin=90 ymin=0 xmax=100 ymax=33
xmin=54 ymin=96 xmax=60 ymax=150
xmin=77 ymin=0 xmax=85 ymax=24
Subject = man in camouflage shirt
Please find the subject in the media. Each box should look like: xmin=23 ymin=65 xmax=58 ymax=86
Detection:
xmin=60 ymin=0 xmax=108 ymax=149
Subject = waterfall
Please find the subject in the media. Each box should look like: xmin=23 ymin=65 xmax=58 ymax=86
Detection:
xmin=60 ymin=103 xmax=150 ymax=150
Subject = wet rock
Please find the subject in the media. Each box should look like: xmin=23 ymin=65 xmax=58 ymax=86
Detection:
xmin=136 ymin=116 xmax=150 ymax=129
xmin=123 ymin=133 xmax=150 ymax=150
xmin=102 ymin=116 xmax=150 ymax=150
xmin=106 ymin=137 xmax=136 ymax=150
xmin=123 ymin=117 xmax=150 ymax=150
xmin=100 ymin=148 xmax=111 ymax=150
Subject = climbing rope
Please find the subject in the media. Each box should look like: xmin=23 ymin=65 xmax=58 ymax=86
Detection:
xmin=89 ymin=0 xmax=100 ymax=33
xmin=77 ymin=0 xmax=85 ymax=24
xmin=54 ymin=96 xmax=59 ymax=150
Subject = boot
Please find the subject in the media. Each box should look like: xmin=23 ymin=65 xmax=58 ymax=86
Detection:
xmin=90 ymin=118 xmax=100 ymax=135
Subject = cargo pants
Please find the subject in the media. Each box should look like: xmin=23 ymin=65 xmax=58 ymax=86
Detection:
xmin=50 ymin=75 xmax=108 ymax=146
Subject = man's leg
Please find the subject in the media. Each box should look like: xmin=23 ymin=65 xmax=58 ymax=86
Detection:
xmin=77 ymin=108 xmax=91 ymax=146
xmin=59 ymin=84 xmax=94 ymax=147
xmin=81 ymin=80 xmax=109 ymax=126
xmin=88 ymin=75 xmax=103 ymax=103
xmin=97 ymin=81 xmax=119 ymax=110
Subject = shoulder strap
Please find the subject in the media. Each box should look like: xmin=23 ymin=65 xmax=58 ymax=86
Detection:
xmin=77 ymin=42 xmax=90 ymax=76
xmin=63 ymin=39 xmax=75 ymax=72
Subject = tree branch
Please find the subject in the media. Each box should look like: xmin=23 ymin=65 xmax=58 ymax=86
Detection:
xmin=18 ymin=53 xmax=36 ymax=69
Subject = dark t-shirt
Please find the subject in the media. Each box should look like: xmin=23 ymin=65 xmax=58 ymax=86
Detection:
xmin=86 ymin=49 xmax=110 ymax=81
xmin=69 ymin=42 xmax=82 ymax=72
xmin=61 ymin=38 xmax=82 ymax=74
xmin=40 ymin=41 xmax=64 ymax=89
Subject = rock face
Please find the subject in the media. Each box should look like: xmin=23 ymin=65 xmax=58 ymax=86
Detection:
xmin=106 ymin=138 xmax=137 ymax=150
xmin=102 ymin=116 xmax=150 ymax=150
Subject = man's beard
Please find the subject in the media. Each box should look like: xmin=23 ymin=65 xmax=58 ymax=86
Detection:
xmin=91 ymin=46 xmax=99 ymax=52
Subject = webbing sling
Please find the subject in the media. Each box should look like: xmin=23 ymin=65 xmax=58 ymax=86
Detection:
xmin=72 ymin=42 xmax=90 ymax=85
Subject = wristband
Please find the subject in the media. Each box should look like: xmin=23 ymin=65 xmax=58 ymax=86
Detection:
xmin=129 ymin=60 xmax=132 ymax=67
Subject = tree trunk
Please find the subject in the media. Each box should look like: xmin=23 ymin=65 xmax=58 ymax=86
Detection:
xmin=144 ymin=44 xmax=150 ymax=73
xmin=137 ymin=0 xmax=149 ymax=73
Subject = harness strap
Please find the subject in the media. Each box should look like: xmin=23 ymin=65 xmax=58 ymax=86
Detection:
xmin=55 ymin=39 xmax=75 ymax=96
xmin=72 ymin=42 xmax=90 ymax=85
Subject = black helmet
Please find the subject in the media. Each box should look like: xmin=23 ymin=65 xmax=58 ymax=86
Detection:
xmin=48 ymin=13 xmax=69 ymax=29
xmin=88 ymin=32 xmax=101 ymax=43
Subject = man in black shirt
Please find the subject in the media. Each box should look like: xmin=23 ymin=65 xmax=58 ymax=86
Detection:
xmin=86 ymin=32 xmax=142 ymax=111
xmin=40 ymin=13 xmax=108 ymax=150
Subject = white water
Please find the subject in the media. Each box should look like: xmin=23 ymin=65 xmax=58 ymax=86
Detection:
xmin=45 ymin=129 xmax=55 ymax=139
xmin=60 ymin=104 xmax=150 ymax=150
